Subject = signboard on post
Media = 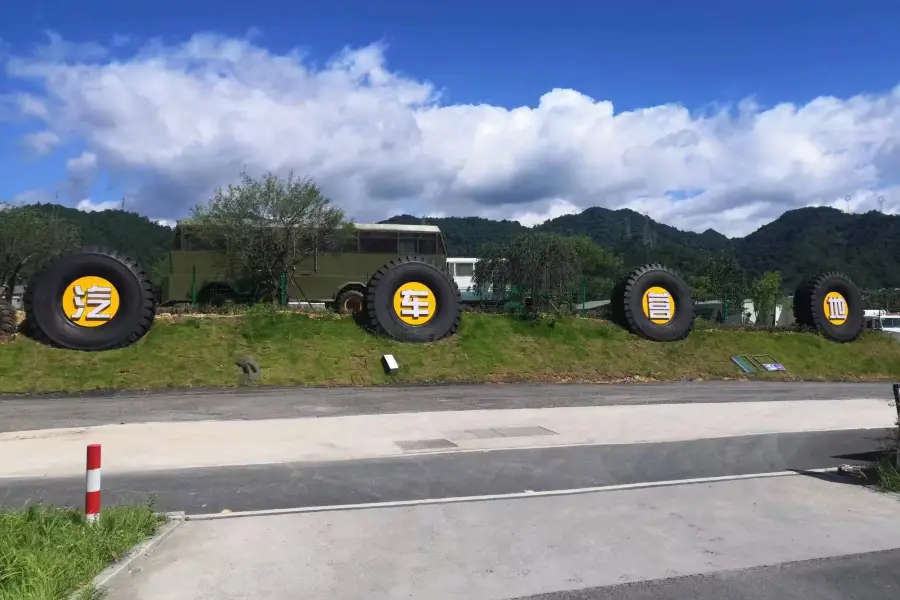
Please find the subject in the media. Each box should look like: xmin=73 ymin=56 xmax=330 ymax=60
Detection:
xmin=731 ymin=355 xmax=788 ymax=374
xmin=731 ymin=356 xmax=757 ymax=374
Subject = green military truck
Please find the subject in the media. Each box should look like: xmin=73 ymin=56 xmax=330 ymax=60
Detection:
xmin=159 ymin=221 xmax=450 ymax=312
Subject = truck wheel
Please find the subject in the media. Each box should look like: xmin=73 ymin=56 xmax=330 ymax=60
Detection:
xmin=804 ymin=272 xmax=864 ymax=343
xmin=23 ymin=247 xmax=156 ymax=351
xmin=197 ymin=283 xmax=236 ymax=307
xmin=364 ymin=256 xmax=461 ymax=343
xmin=0 ymin=300 xmax=16 ymax=340
xmin=792 ymin=276 xmax=816 ymax=328
xmin=618 ymin=263 xmax=696 ymax=342
xmin=337 ymin=289 xmax=365 ymax=314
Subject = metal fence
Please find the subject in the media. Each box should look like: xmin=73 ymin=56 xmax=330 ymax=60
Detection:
xmin=164 ymin=268 xmax=293 ymax=313
xmin=460 ymin=277 xmax=598 ymax=317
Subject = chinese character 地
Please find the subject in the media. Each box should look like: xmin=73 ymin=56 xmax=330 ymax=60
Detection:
xmin=71 ymin=285 xmax=113 ymax=321
xmin=827 ymin=296 xmax=847 ymax=320
xmin=400 ymin=289 xmax=431 ymax=319
xmin=647 ymin=292 xmax=672 ymax=321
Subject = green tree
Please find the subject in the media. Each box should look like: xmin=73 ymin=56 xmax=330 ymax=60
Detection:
xmin=565 ymin=235 xmax=624 ymax=300
xmin=474 ymin=232 xmax=582 ymax=313
xmin=704 ymin=250 xmax=748 ymax=321
xmin=0 ymin=203 xmax=80 ymax=302
xmin=190 ymin=171 xmax=353 ymax=301
xmin=749 ymin=270 xmax=782 ymax=327
xmin=148 ymin=254 xmax=172 ymax=288
xmin=690 ymin=274 xmax=715 ymax=301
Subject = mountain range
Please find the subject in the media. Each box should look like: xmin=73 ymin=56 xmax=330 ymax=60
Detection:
xmin=384 ymin=205 xmax=900 ymax=290
xmin=15 ymin=202 xmax=900 ymax=291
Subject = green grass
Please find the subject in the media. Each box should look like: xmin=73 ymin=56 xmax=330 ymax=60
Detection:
xmin=0 ymin=502 xmax=161 ymax=600
xmin=4 ymin=309 xmax=900 ymax=394
xmin=876 ymin=459 xmax=900 ymax=493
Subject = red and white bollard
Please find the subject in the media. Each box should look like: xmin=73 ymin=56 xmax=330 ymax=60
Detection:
xmin=85 ymin=444 xmax=101 ymax=524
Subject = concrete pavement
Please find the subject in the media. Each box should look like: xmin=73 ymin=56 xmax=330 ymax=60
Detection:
xmin=3 ymin=380 xmax=899 ymax=599
xmin=100 ymin=475 xmax=900 ymax=600
xmin=0 ymin=381 xmax=893 ymax=433
xmin=2 ymin=428 xmax=892 ymax=514
xmin=1 ymin=399 xmax=894 ymax=477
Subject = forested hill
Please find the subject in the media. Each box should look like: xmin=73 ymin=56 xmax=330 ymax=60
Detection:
xmin=26 ymin=203 xmax=174 ymax=272
xmin=384 ymin=206 xmax=900 ymax=289
xmin=8 ymin=203 xmax=900 ymax=290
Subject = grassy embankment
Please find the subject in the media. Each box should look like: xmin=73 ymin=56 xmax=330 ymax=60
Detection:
xmin=3 ymin=308 xmax=900 ymax=393
xmin=0 ymin=503 xmax=161 ymax=600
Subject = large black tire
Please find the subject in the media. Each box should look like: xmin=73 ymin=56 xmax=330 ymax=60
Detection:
xmin=802 ymin=272 xmax=864 ymax=343
xmin=24 ymin=247 xmax=156 ymax=351
xmin=792 ymin=276 xmax=816 ymax=328
xmin=364 ymin=256 xmax=461 ymax=343
xmin=337 ymin=288 xmax=365 ymax=315
xmin=0 ymin=300 xmax=16 ymax=339
xmin=608 ymin=277 xmax=628 ymax=329
xmin=618 ymin=263 xmax=696 ymax=342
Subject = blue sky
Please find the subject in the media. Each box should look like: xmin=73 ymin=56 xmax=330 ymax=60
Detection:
xmin=2 ymin=0 xmax=900 ymax=235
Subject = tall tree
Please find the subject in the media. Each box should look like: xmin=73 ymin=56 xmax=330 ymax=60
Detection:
xmin=704 ymin=250 xmax=748 ymax=320
xmin=190 ymin=171 xmax=352 ymax=301
xmin=749 ymin=270 xmax=782 ymax=327
xmin=565 ymin=235 xmax=624 ymax=300
xmin=0 ymin=203 xmax=80 ymax=301
xmin=690 ymin=274 xmax=715 ymax=301
xmin=474 ymin=232 xmax=582 ymax=313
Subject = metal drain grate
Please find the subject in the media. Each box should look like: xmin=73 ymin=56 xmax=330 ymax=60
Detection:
xmin=448 ymin=426 xmax=559 ymax=440
xmin=395 ymin=438 xmax=459 ymax=451
xmin=490 ymin=426 xmax=558 ymax=438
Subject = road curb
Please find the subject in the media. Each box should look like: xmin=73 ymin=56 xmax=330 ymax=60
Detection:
xmin=68 ymin=511 xmax=185 ymax=600
xmin=3 ymin=379 xmax=892 ymax=401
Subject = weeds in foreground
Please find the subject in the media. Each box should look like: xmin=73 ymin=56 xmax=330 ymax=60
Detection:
xmin=0 ymin=499 xmax=160 ymax=600
xmin=875 ymin=458 xmax=900 ymax=493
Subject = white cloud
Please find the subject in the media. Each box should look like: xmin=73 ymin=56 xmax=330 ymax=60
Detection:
xmin=63 ymin=151 xmax=98 ymax=200
xmin=76 ymin=198 xmax=119 ymax=212
xmin=11 ymin=188 xmax=54 ymax=205
xmin=5 ymin=33 xmax=900 ymax=237
xmin=21 ymin=130 xmax=61 ymax=155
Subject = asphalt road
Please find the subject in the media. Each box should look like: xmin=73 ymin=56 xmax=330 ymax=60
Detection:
xmin=2 ymin=428 xmax=890 ymax=514
xmin=510 ymin=548 xmax=900 ymax=600
xmin=0 ymin=381 xmax=895 ymax=432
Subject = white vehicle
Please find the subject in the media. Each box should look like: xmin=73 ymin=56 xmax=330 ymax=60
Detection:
xmin=446 ymin=257 xmax=478 ymax=302
xmin=864 ymin=310 xmax=900 ymax=334
xmin=447 ymin=256 xmax=514 ymax=304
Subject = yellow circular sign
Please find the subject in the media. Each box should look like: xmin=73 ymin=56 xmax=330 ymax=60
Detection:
xmin=642 ymin=286 xmax=675 ymax=325
xmin=392 ymin=281 xmax=436 ymax=326
xmin=61 ymin=276 xmax=120 ymax=327
xmin=823 ymin=291 xmax=848 ymax=326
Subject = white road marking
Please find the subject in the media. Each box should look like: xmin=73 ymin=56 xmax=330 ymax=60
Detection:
xmin=185 ymin=468 xmax=841 ymax=520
